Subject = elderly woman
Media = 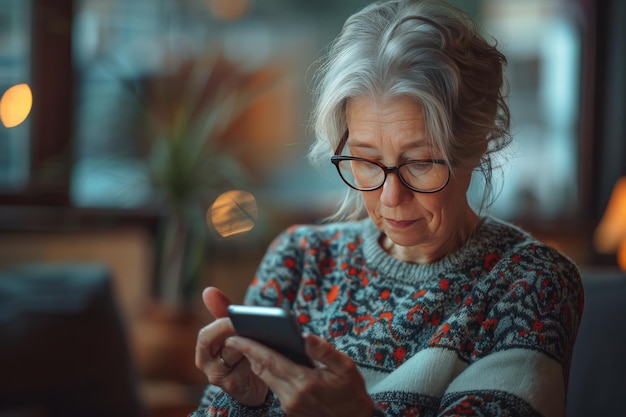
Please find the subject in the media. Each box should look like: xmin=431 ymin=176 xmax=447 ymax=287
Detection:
xmin=191 ymin=0 xmax=584 ymax=416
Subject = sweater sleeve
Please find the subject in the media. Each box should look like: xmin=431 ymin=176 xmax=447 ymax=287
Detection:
xmin=436 ymin=249 xmax=584 ymax=417
xmin=188 ymin=386 xmax=275 ymax=417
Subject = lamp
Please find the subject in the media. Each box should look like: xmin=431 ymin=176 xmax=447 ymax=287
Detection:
xmin=594 ymin=176 xmax=626 ymax=270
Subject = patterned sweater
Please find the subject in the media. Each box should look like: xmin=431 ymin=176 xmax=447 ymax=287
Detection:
xmin=190 ymin=217 xmax=584 ymax=417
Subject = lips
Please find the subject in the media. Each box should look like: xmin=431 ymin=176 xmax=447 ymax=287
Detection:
xmin=385 ymin=218 xmax=417 ymax=229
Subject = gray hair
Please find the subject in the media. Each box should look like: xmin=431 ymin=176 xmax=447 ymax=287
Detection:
xmin=309 ymin=0 xmax=511 ymax=221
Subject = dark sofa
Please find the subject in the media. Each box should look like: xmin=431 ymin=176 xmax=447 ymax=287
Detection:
xmin=566 ymin=269 xmax=626 ymax=417
xmin=0 ymin=263 xmax=145 ymax=417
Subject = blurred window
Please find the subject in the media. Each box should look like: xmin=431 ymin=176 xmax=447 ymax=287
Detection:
xmin=4 ymin=0 xmax=582 ymax=223
xmin=71 ymin=0 xmax=197 ymax=207
xmin=0 ymin=0 xmax=31 ymax=191
xmin=70 ymin=0 xmax=332 ymax=209
xmin=479 ymin=0 xmax=581 ymax=220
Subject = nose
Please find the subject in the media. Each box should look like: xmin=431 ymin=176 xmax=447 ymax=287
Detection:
xmin=380 ymin=171 xmax=412 ymax=207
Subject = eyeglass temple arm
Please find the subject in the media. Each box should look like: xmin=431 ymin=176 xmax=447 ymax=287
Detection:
xmin=334 ymin=130 xmax=349 ymax=155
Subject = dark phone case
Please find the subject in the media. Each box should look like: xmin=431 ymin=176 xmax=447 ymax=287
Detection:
xmin=227 ymin=305 xmax=314 ymax=368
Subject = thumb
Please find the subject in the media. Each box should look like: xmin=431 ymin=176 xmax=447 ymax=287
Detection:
xmin=202 ymin=286 xmax=232 ymax=319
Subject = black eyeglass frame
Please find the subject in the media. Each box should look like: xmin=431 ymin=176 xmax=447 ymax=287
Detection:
xmin=330 ymin=130 xmax=451 ymax=194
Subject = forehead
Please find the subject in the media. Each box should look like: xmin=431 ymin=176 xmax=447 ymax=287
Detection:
xmin=345 ymin=95 xmax=431 ymax=150
xmin=346 ymin=95 xmax=425 ymax=126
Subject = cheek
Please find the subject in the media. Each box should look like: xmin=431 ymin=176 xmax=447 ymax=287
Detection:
xmin=416 ymin=195 xmax=441 ymax=211
xmin=436 ymin=176 xmax=471 ymax=212
xmin=415 ymin=179 xmax=470 ymax=216
xmin=361 ymin=192 xmax=381 ymax=217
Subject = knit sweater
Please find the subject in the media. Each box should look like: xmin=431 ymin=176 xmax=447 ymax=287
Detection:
xmin=190 ymin=217 xmax=584 ymax=417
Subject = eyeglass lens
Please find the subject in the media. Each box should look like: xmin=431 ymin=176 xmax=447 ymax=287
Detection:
xmin=336 ymin=159 xmax=448 ymax=192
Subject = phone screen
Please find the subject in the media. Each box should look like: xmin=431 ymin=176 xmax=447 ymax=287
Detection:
xmin=227 ymin=305 xmax=314 ymax=368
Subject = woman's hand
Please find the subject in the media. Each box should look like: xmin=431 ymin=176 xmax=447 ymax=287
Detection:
xmin=226 ymin=332 xmax=375 ymax=417
xmin=195 ymin=287 xmax=269 ymax=407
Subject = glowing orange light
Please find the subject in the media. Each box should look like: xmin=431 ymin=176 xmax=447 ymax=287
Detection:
xmin=594 ymin=177 xmax=626 ymax=252
xmin=618 ymin=241 xmax=626 ymax=271
xmin=208 ymin=190 xmax=258 ymax=238
xmin=594 ymin=177 xmax=626 ymax=270
xmin=0 ymin=83 xmax=33 ymax=128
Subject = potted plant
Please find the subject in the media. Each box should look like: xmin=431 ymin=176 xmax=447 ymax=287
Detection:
xmin=140 ymin=51 xmax=277 ymax=309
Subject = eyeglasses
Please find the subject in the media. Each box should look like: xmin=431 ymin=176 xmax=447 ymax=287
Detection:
xmin=330 ymin=131 xmax=450 ymax=193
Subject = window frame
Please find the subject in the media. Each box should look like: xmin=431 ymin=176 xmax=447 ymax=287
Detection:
xmin=0 ymin=0 xmax=73 ymax=206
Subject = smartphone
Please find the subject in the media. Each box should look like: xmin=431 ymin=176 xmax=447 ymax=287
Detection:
xmin=227 ymin=305 xmax=315 ymax=368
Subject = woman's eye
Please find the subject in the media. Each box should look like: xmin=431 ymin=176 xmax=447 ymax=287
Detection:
xmin=405 ymin=162 xmax=433 ymax=175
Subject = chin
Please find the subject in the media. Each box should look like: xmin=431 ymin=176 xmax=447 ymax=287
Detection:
xmin=385 ymin=228 xmax=428 ymax=248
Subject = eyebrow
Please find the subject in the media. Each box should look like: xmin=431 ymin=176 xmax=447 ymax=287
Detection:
xmin=347 ymin=139 xmax=430 ymax=150
xmin=334 ymin=130 xmax=432 ymax=155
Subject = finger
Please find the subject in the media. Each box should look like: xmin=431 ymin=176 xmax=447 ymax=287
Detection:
xmin=225 ymin=336 xmax=310 ymax=384
xmin=305 ymin=334 xmax=352 ymax=370
xmin=195 ymin=317 xmax=238 ymax=369
xmin=202 ymin=286 xmax=232 ymax=318
xmin=228 ymin=336 xmax=365 ymax=416
xmin=219 ymin=340 xmax=246 ymax=371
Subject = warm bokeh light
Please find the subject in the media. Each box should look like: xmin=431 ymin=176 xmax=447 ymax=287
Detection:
xmin=0 ymin=83 xmax=33 ymax=128
xmin=618 ymin=241 xmax=626 ymax=271
xmin=208 ymin=0 xmax=250 ymax=21
xmin=594 ymin=176 xmax=626 ymax=270
xmin=208 ymin=190 xmax=258 ymax=238
xmin=594 ymin=177 xmax=626 ymax=252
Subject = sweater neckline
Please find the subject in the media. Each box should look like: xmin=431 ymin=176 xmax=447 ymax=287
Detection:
xmin=360 ymin=217 xmax=492 ymax=282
